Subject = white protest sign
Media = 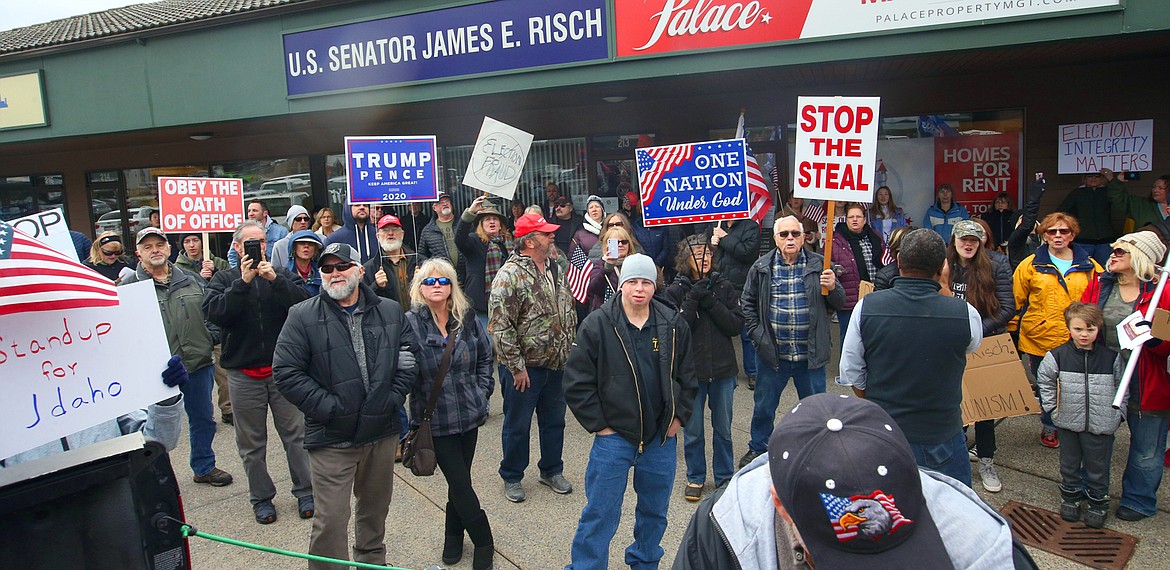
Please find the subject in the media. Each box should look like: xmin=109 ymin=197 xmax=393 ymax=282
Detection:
xmin=0 ymin=280 xmax=176 ymax=460
xmin=793 ymin=96 xmax=881 ymax=203
xmin=462 ymin=116 xmax=534 ymax=200
xmin=1058 ymin=119 xmax=1153 ymax=174
xmin=10 ymin=209 xmax=78 ymax=262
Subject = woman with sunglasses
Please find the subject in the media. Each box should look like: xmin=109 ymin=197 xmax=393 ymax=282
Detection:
xmin=587 ymin=212 xmax=639 ymax=265
xmin=946 ymin=220 xmax=1015 ymax=493
xmin=586 ymin=225 xmax=648 ymax=311
xmin=85 ymin=231 xmax=134 ymax=283
xmin=1014 ymin=212 xmax=1102 ymax=448
xmin=1080 ymin=231 xmax=1170 ymax=523
xmin=404 ymin=259 xmax=495 ymax=570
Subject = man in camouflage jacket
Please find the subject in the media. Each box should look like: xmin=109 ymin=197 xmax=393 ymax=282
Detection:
xmin=488 ymin=213 xmax=578 ymax=503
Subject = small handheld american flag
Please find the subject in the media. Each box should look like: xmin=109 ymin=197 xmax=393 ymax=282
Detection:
xmin=565 ymin=243 xmax=596 ymax=304
xmin=0 ymin=220 xmax=120 ymax=317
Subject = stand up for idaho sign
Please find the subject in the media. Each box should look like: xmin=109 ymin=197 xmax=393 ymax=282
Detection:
xmin=793 ymin=96 xmax=881 ymax=203
xmin=635 ymin=139 xmax=750 ymax=226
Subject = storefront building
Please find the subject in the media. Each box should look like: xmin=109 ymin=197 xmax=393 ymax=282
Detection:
xmin=1 ymin=0 xmax=1167 ymax=251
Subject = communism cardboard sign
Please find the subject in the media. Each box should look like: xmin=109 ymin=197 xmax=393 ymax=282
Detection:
xmin=793 ymin=96 xmax=881 ymax=203
xmin=961 ymin=334 xmax=1041 ymax=425
xmin=157 ymin=177 xmax=245 ymax=233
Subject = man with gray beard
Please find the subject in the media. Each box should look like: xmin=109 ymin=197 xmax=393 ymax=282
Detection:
xmin=363 ymin=214 xmax=417 ymax=308
xmin=274 ymin=242 xmax=418 ymax=570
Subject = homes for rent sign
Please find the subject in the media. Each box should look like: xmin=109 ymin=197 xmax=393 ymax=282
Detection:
xmin=157 ymin=177 xmax=245 ymax=233
xmin=792 ymin=96 xmax=881 ymax=203
xmin=1058 ymin=119 xmax=1153 ymax=174
xmin=636 ymin=139 xmax=750 ymax=226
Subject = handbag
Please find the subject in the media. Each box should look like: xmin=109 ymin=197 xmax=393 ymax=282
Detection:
xmin=401 ymin=329 xmax=456 ymax=477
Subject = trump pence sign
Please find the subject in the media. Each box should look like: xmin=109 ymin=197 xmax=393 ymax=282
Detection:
xmin=635 ymin=139 xmax=750 ymax=226
xmin=793 ymin=96 xmax=881 ymax=203
xmin=346 ymin=136 xmax=440 ymax=204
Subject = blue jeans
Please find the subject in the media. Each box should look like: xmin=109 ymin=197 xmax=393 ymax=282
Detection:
xmin=567 ymin=433 xmax=677 ymax=570
xmin=182 ymin=365 xmax=218 ymax=477
xmin=1028 ymin=354 xmax=1056 ymax=430
xmin=498 ymin=366 xmax=566 ymax=483
xmin=740 ymin=327 xmax=756 ymax=377
xmin=684 ymin=377 xmax=735 ymax=486
xmin=910 ymin=431 xmax=972 ymax=488
xmin=837 ymin=309 xmax=853 ymax=349
xmin=1119 ymin=412 xmax=1170 ymax=516
xmin=748 ymin=360 xmax=826 ymax=453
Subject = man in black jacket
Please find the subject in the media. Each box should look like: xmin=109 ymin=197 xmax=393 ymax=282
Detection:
xmin=203 ymin=220 xmax=313 ymax=526
xmin=564 ymin=253 xmax=697 ymax=570
xmin=273 ymin=243 xmax=417 ymax=570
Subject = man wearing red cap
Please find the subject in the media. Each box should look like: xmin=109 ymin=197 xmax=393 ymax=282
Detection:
xmin=363 ymin=214 xmax=416 ymax=308
xmin=488 ymin=213 xmax=578 ymax=503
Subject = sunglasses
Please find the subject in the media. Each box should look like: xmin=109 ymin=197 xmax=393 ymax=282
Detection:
xmin=101 ymin=249 xmax=124 ymax=256
xmin=606 ymin=222 xmax=624 ymax=228
xmin=1111 ymin=248 xmax=1129 ymax=257
xmin=1045 ymin=228 xmax=1072 ymax=236
xmin=423 ymin=277 xmax=452 ymax=286
xmin=293 ymin=216 xmax=311 ymax=222
xmin=616 ymin=239 xmax=630 ymax=245
xmin=775 ymin=231 xmax=804 ymax=238
xmin=319 ymin=262 xmax=356 ymax=274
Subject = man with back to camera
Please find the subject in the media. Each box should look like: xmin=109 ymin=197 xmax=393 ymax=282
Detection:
xmin=203 ymin=220 xmax=314 ymax=525
xmin=673 ymin=393 xmax=1020 ymax=569
xmin=323 ymin=202 xmax=379 ymax=264
xmin=273 ymin=242 xmax=417 ymax=570
xmin=121 ymin=227 xmax=233 ymax=487
xmin=738 ymin=215 xmax=843 ymax=469
xmin=838 ymin=228 xmax=983 ymax=487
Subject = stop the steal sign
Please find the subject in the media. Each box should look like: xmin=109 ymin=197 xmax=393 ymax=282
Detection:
xmin=793 ymin=96 xmax=881 ymax=203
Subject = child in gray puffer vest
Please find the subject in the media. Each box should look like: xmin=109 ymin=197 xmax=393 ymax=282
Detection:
xmin=1036 ymin=302 xmax=1127 ymax=529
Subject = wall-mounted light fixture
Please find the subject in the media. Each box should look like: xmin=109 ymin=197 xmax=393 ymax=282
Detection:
xmin=602 ymin=96 xmax=627 ymax=103
xmin=189 ymin=132 xmax=213 ymax=141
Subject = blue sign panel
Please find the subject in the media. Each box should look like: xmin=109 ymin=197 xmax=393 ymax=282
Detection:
xmin=346 ymin=136 xmax=439 ymax=204
xmin=636 ymin=139 xmax=750 ymax=227
xmin=284 ymin=0 xmax=608 ymax=96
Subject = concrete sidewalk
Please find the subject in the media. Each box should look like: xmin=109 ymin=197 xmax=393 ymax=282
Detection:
xmin=175 ymin=337 xmax=1169 ymax=569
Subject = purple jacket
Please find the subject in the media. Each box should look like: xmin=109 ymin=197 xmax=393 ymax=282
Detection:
xmin=831 ymin=224 xmax=886 ymax=310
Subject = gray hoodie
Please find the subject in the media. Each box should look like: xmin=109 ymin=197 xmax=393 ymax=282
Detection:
xmin=704 ymin=453 xmax=1015 ymax=570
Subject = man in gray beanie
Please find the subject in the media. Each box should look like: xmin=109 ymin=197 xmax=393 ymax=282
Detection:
xmin=564 ymin=253 xmax=698 ymax=569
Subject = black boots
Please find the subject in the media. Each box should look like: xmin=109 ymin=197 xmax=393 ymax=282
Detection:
xmin=442 ymin=503 xmax=464 ymax=565
xmin=1085 ymin=493 xmax=1110 ymax=529
xmin=1060 ymin=486 xmax=1084 ymax=522
xmin=466 ymin=509 xmax=495 ymax=570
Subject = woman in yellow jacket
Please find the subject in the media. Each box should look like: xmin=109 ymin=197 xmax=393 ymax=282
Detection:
xmin=1013 ymin=212 xmax=1102 ymax=449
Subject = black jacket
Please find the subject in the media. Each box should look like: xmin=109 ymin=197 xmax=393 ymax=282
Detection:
xmin=272 ymin=283 xmax=416 ymax=449
xmin=564 ymin=295 xmax=697 ymax=449
xmin=715 ymin=219 xmax=761 ymax=290
xmin=660 ymin=274 xmax=744 ymax=381
xmin=203 ymin=266 xmax=309 ymax=368
xmin=455 ymin=215 xmax=510 ymax=313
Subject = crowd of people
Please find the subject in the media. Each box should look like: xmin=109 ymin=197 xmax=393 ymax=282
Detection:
xmin=8 ymin=170 xmax=1170 ymax=569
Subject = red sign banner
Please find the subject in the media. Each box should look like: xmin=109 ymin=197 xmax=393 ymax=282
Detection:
xmin=614 ymin=0 xmax=805 ymax=57
xmin=933 ymin=134 xmax=1021 ymax=216
xmin=157 ymin=177 xmax=245 ymax=233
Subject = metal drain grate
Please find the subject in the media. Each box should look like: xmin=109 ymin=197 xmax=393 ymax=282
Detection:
xmin=1001 ymin=501 xmax=1138 ymax=570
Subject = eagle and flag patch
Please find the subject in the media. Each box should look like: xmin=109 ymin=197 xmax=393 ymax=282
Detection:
xmin=820 ymin=489 xmax=913 ymax=542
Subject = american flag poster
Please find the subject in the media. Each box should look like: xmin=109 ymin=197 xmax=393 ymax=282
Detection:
xmin=0 ymin=222 xmax=175 ymax=460
xmin=636 ymin=139 xmax=751 ymax=226
xmin=565 ymin=243 xmax=595 ymax=304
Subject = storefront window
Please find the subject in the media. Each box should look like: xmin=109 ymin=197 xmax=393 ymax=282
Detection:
xmin=441 ymin=136 xmax=587 ymax=214
xmin=213 ymin=157 xmax=312 ymax=227
xmin=1 ymin=174 xmax=67 ymax=222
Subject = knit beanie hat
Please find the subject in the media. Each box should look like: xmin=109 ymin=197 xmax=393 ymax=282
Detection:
xmin=1116 ymin=231 xmax=1167 ymax=264
xmin=619 ymin=253 xmax=657 ymax=289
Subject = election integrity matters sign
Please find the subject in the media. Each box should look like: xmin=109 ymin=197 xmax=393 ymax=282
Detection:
xmin=1058 ymin=119 xmax=1153 ymax=174
xmin=283 ymin=0 xmax=608 ymax=96
xmin=793 ymin=96 xmax=881 ymax=203
xmin=636 ymin=139 xmax=750 ymax=227
xmin=346 ymin=136 xmax=439 ymax=204
xmin=157 ymin=177 xmax=245 ymax=234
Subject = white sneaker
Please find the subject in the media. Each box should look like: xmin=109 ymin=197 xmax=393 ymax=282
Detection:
xmin=969 ymin=447 xmax=978 ymax=462
xmin=978 ymin=457 xmax=1002 ymax=493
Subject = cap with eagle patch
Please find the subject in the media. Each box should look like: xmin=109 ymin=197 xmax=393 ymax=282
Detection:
xmin=768 ymin=393 xmax=952 ymax=568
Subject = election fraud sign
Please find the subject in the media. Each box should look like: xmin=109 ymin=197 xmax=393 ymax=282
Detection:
xmin=462 ymin=117 xmax=534 ymax=200
xmin=636 ymin=139 xmax=750 ymax=227
xmin=934 ymin=133 xmax=1022 ymax=216
xmin=157 ymin=177 xmax=245 ymax=233
xmin=793 ymin=96 xmax=881 ymax=203
xmin=614 ymin=0 xmax=1119 ymax=58
xmin=283 ymin=0 xmax=608 ymax=96
xmin=1058 ymin=119 xmax=1153 ymax=174
xmin=345 ymin=136 xmax=439 ymax=204
xmin=0 ymin=280 xmax=176 ymax=460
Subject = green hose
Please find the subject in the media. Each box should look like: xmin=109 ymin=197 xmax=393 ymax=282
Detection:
xmin=179 ymin=523 xmax=412 ymax=570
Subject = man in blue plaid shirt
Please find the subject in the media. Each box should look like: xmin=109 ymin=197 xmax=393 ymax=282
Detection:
xmin=738 ymin=215 xmax=844 ymax=468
